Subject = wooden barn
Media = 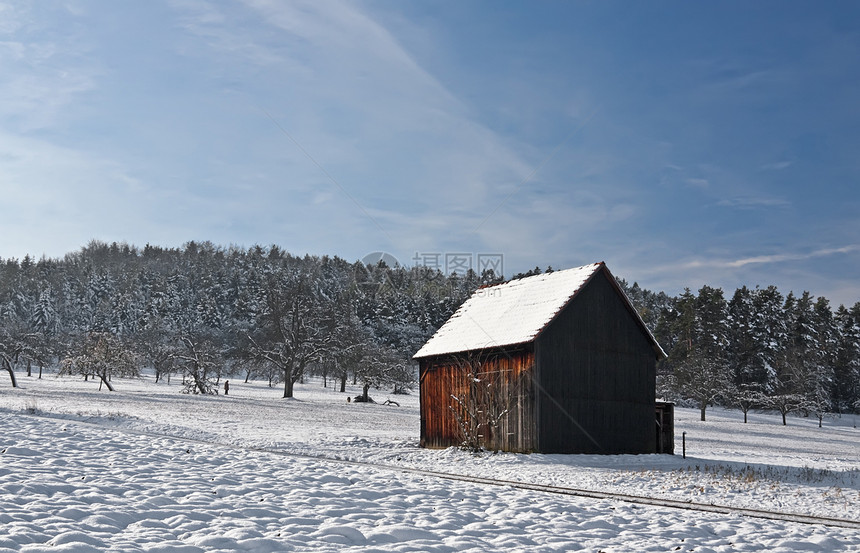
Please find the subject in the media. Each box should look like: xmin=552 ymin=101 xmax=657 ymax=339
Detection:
xmin=413 ymin=262 xmax=668 ymax=454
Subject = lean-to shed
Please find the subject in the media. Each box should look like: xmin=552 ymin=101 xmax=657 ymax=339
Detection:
xmin=413 ymin=262 xmax=667 ymax=454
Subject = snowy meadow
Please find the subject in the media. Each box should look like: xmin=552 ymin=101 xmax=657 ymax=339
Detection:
xmin=1 ymin=372 xmax=859 ymax=552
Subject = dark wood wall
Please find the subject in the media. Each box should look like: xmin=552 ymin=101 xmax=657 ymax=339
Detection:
xmin=655 ymin=402 xmax=675 ymax=454
xmin=419 ymin=349 xmax=536 ymax=452
xmin=535 ymin=268 xmax=657 ymax=454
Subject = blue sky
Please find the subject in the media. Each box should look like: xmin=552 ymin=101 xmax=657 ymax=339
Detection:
xmin=2 ymin=1 xmax=859 ymax=305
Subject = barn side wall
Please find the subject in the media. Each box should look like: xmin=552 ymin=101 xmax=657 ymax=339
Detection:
xmin=535 ymin=269 xmax=657 ymax=454
xmin=419 ymin=349 xmax=536 ymax=452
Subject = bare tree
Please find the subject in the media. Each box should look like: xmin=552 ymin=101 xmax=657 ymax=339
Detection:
xmin=173 ymin=334 xmax=223 ymax=395
xmin=0 ymin=325 xmax=51 ymax=387
xmin=675 ymin=349 xmax=732 ymax=421
xmin=766 ymin=392 xmax=805 ymax=426
xmin=327 ymin=307 xmax=364 ymax=394
xmin=133 ymin=320 xmax=176 ymax=383
xmin=60 ymin=332 xmax=140 ymax=391
xmin=729 ymin=383 xmax=767 ymax=424
xmin=353 ymin=343 xmax=413 ymax=403
xmin=0 ymin=350 xmax=17 ymax=387
xmin=247 ymin=268 xmax=329 ymax=398
xmin=766 ymin=349 xmax=807 ymax=425
xmin=448 ymin=350 xmax=523 ymax=452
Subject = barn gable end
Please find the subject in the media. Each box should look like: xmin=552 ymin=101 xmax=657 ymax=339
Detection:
xmin=534 ymin=267 xmax=657 ymax=454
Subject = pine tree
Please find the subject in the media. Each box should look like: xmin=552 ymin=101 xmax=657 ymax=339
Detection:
xmin=804 ymin=297 xmax=836 ymax=425
xmin=833 ymin=304 xmax=860 ymax=413
xmin=672 ymin=286 xmax=732 ymax=421
xmin=751 ymin=285 xmax=787 ymax=392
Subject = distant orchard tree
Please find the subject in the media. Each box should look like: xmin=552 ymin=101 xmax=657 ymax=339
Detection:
xmin=2 ymin=320 xmax=55 ymax=385
xmin=174 ymin=334 xmax=224 ymax=395
xmin=132 ymin=318 xmax=178 ymax=383
xmin=60 ymin=332 xmax=140 ymax=391
xmin=729 ymin=383 xmax=767 ymax=424
xmin=247 ymin=267 xmax=329 ymax=398
xmin=767 ymin=348 xmax=807 ymax=426
xmin=353 ymin=343 xmax=414 ymax=403
xmin=676 ymin=349 xmax=733 ymax=422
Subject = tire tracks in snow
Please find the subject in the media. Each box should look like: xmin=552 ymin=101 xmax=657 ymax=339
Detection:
xmin=33 ymin=413 xmax=860 ymax=531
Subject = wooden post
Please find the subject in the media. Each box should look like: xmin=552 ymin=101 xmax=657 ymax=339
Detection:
xmin=682 ymin=431 xmax=686 ymax=459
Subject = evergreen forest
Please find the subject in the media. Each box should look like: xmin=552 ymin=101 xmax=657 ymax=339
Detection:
xmin=1 ymin=241 xmax=858 ymax=424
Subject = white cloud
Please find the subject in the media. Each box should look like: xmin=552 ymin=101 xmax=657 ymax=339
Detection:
xmin=672 ymin=244 xmax=860 ymax=271
xmin=717 ymin=196 xmax=791 ymax=209
xmin=606 ymin=243 xmax=860 ymax=309
xmin=761 ymin=160 xmax=793 ymax=170
xmin=685 ymin=178 xmax=710 ymax=188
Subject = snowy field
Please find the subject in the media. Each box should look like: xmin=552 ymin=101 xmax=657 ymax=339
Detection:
xmin=1 ymin=372 xmax=859 ymax=552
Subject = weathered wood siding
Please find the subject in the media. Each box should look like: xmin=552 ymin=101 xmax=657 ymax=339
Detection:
xmin=535 ymin=268 xmax=657 ymax=454
xmin=419 ymin=349 xmax=537 ymax=452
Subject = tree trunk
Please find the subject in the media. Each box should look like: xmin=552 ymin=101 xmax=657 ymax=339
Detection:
xmin=781 ymin=410 xmax=787 ymax=426
xmin=339 ymin=373 xmax=347 ymax=393
xmin=38 ymin=364 xmax=43 ymax=379
xmin=700 ymin=402 xmax=706 ymax=422
xmin=361 ymin=382 xmax=370 ymax=402
xmin=26 ymin=359 xmax=31 ymax=377
xmin=195 ymin=373 xmax=207 ymax=395
xmin=283 ymin=369 xmax=294 ymax=398
xmin=2 ymin=359 xmax=17 ymax=388
xmin=99 ymin=371 xmax=115 ymax=392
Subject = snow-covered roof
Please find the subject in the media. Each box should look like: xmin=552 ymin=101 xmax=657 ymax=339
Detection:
xmin=414 ymin=262 xmax=665 ymax=359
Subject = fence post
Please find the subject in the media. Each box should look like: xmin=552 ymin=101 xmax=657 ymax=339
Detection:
xmin=682 ymin=431 xmax=686 ymax=459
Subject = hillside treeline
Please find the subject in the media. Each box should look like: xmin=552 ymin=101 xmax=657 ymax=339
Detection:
xmin=0 ymin=241 xmax=496 ymax=398
xmin=1 ymin=241 xmax=858 ymax=422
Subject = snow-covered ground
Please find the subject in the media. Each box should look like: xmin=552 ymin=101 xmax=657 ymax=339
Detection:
xmin=1 ymin=372 xmax=859 ymax=552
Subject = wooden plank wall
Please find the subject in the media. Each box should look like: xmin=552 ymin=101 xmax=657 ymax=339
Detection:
xmin=419 ymin=349 xmax=537 ymax=452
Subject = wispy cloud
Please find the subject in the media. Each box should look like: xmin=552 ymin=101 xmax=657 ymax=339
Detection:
xmin=685 ymin=178 xmax=709 ymax=188
xmin=679 ymin=244 xmax=860 ymax=270
xmin=0 ymin=5 xmax=98 ymax=132
xmin=0 ymin=2 xmax=24 ymax=34
xmin=717 ymin=196 xmax=791 ymax=209
xmin=169 ymin=0 xmax=547 ymax=253
xmin=761 ymin=160 xmax=793 ymax=171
